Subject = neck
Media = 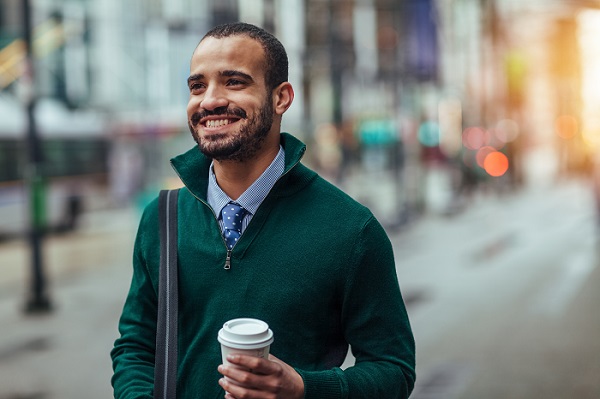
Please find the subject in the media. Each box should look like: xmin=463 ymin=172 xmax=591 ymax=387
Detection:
xmin=213 ymin=142 xmax=280 ymax=200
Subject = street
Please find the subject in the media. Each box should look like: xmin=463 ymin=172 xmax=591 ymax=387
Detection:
xmin=0 ymin=177 xmax=598 ymax=398
xmin=398 ymin=178 xmax=600 ymax=399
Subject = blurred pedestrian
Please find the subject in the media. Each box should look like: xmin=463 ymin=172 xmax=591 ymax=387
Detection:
xmin=111 ymin=22 xmax=415 ymax=399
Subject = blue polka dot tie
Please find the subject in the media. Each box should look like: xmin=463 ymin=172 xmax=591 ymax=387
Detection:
xmin=221 ymin=202 xmax=247 ymax=250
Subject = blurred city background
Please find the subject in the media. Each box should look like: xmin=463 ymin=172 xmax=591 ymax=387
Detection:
xmin=0 ymin=0 xmax=599 ymax=398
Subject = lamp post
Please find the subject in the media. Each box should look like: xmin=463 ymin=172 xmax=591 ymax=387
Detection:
xmin=22 ymin=0 xmax=52 ymax=314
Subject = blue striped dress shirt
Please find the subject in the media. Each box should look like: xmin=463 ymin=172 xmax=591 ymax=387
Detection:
xmin=207 ymin=145 xmax=285 ymax=235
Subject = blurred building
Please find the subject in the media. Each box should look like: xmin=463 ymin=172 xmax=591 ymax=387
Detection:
xmin=2 ymin=0 xmax=600 ymax=234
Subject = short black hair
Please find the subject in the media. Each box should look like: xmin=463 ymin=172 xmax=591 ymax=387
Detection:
xmin=201 ymin=22 xmax=288 ymax=91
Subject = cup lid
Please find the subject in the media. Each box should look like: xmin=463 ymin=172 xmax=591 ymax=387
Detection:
xmin=218 ymin=318 xmax=274 ymax=348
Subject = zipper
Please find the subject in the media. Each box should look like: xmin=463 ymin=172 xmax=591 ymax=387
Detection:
xmin=224 ymin=250 xmax=232 ymax=270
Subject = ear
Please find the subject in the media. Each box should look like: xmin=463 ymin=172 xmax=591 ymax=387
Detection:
xmin=272 ymin=82 xmax=294 ymax=116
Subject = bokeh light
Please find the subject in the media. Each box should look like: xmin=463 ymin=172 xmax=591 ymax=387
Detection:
xmin=476 ymin=146 xmax=496 ymax=168
xmin=486 ymin=127 xmax=506 ymax=150
xmin=462 ymin=126 xmax=488 ymax=150
xmin=418 ymin=121 xmax=441 ymax=147
xmin=483 ymin=151 xmax=509 ymax=177
xmin=495 ymin=119 xmax=520 ymax=143
xmin=555 ymin=115 xmax=578 ymax=139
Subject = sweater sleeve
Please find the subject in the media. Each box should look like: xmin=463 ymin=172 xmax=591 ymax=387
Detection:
xmin=297 ymin=216 xmax=416 ymax=399
xmin=111 ymin=203 xmax=159 ymax=399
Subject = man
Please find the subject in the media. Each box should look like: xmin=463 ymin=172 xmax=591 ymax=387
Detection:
xmin=111 ymin=22 xmax=415 ymax=399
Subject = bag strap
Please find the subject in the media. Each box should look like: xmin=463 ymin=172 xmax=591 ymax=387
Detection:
xmin=155 ymin=189 xmax=180 ymax=399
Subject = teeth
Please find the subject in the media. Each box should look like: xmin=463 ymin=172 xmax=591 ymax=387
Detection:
xmin=206 ymin=119 xmax=230 ymax=128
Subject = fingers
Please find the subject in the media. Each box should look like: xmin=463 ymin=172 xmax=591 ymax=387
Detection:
xmin=218 ymin=364 xmax=256 ymax=388
xmin=217 ymin=354 xmax=304 ymax=399
xmin=225 ymin=354 xmax=277 ymax=375
xmin=218 ymin=371 xmax=270 ymax=399
xmin=218 ymin=355 xmax=282 ymax=397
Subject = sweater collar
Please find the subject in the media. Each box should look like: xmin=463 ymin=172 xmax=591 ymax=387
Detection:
xmin=170 ymin=132 xmax=307 ymax=202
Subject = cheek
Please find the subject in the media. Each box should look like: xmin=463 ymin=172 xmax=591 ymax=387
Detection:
xmin=187 ymin=97 xmax=200 ymax=117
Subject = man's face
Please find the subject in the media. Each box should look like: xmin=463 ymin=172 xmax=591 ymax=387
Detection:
xmin=186 ymin=35 xmax=275 ymax=162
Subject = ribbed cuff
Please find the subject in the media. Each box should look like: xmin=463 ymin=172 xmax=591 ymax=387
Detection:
xmin=295 ymin=368 xmax=347 ymax=399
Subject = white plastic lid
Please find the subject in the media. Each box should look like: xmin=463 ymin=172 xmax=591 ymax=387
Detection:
xmin=217 ymin=318 xmax=274 ymax=350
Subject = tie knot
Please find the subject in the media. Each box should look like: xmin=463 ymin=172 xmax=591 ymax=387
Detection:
xmin=221 ymin=202 xmax=246 ymax=232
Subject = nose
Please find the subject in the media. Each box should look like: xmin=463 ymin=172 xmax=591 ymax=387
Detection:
xmin=200 ymin=85 xmax=228 ymax=111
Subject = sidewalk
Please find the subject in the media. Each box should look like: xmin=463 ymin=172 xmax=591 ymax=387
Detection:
xmin=0 ymin=207 xmax=139 ymax=299
xmin=0 ymin=207 xmax=139 ymax=399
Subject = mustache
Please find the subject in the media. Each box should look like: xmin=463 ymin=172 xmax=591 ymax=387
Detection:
xmin=190 ymin=107 xmax=247 ymax=126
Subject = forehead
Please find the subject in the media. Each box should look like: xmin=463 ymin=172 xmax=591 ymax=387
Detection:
xmin=190 ymin=35 xmax=266 ymax=77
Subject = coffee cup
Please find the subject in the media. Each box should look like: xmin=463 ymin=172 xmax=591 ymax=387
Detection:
xmin=217 ymin=318 xmax=274 ymax=367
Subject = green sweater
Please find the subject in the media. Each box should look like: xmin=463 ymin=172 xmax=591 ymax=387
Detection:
xmin=111 ymin=133 xmax=415 ymax=398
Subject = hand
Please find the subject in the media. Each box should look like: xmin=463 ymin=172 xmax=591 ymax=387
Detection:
xmin=218 ymin=354 xmax=304 ymax=399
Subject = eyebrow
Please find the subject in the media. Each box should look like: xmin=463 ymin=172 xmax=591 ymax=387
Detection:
xmin=187 ymin=74 xmax=203 ymax=86
xmin=187 ymin=70 xmax=254 ymax=86
xmin=221 ymin=70 xmax=254 ymax=82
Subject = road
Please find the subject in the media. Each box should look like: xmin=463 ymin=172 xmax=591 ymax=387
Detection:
xmin=397 ymin=178 xmax=600 ymax=399
xmin=0 ymin=178 xmax=598 ymax=398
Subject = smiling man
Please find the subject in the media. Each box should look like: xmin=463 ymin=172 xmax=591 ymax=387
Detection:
xmin=111 ymin=22 xmax=416 ymax=399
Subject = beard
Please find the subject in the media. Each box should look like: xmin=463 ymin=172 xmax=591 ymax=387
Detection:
xmin=188 ymin=98 xmax=274 ymax=163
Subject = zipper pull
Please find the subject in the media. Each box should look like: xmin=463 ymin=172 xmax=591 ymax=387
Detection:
xmin=224 ymin=250 xmax=232 ymax=270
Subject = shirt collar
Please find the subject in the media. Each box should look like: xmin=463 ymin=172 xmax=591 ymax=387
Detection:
xmin=207 ymin=145 xmax=285 ymax=218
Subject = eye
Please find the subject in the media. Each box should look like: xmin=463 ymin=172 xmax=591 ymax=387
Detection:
xmin=227 ymin=79 xmax=245 ymax=87
xmin=189 ymin=83 xmax=205 ymax=94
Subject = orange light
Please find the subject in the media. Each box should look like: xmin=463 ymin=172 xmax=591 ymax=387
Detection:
xmin=555 ymin=115 xmax=578 ymax=139
xmin=484 ymin=151 xmax=509 ymax=177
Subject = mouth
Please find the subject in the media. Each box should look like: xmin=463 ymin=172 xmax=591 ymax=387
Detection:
xmin=191 ymin=108 xmax=247 ymax=131
xmin=202 ymin=118 xmax=238 ymax=128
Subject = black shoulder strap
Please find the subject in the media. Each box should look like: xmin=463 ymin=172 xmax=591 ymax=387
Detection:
xmin=155 ymin=189 xmax=179 ymax=399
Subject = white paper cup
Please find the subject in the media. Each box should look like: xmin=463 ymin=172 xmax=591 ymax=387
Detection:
xmin=217 ymin=318 xmax=274 ymax=366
